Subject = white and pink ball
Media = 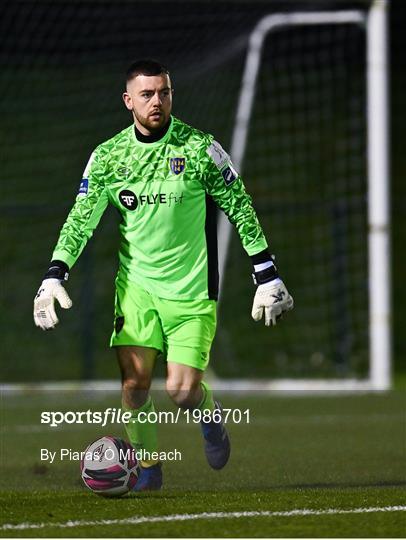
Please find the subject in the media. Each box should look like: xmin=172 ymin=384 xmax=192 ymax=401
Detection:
xmin=80 ymin=436 xmax=138 ymax=496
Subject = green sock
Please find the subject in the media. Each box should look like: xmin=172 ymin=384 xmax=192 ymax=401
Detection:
xmin=198 ymin=380 xmax=215 ymax=412
xmin=123 ymin=396 xmax=159 ymax=468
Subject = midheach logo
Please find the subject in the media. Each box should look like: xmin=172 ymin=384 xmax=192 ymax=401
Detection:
xmin=119 ymin=190 xmax=138 ymax=210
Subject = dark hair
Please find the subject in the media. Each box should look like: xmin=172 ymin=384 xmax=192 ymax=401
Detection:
xmin=126 ymin=59 xmax=170 ymax=83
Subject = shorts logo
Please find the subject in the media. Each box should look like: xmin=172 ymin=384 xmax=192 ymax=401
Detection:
xmin=115 ymin=316 xmax=124 ymax=334
xmin=222 ymin=166 xmax=237 ymax=186
xmin=78 ymin=178 xmax=89 ymax=197
xmin=119 ymin=190 xmax=138 ymax=210
xmin=170 ymin=157 xmax=185 ymax=175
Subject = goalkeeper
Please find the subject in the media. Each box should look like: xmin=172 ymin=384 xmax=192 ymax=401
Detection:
xmin=33 ymin=59 xmax=293 ymax=491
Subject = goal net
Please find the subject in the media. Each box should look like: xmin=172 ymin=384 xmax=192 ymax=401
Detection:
xmin=214 ymin=7 xmax=391 ymax=390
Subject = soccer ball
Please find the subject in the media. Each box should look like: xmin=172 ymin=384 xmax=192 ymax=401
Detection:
xmin=80 ymin=436 xmax=139 ymax=496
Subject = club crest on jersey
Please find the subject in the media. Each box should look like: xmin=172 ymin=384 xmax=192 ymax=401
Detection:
xmin=119 ymin=189 xmax=138 ymax=211
xmin=169 ymin=157 xmax=185 ymax=175
xmin=78 ymin=178 xmax=88 ymax=197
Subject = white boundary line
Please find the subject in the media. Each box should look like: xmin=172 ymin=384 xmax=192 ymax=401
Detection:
xmin=0 ymin=378 xmax=388 ymax=395
xmin=1 ymin=506 xmax=405 ymax=531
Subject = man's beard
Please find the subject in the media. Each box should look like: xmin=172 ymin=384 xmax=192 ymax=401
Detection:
xmin=134 ymin=109 xmax=167 ymax=133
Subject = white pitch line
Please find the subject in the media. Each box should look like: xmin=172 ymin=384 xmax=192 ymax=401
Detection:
xmin=1 ymin=505 xmax=405 ymax=531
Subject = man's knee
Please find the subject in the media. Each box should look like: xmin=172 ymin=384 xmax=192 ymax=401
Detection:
xmin=116 ymin=346 xmax=155 ymax=400
xmin=121 ymin=376 xmax=151 ymax=409
xmin=166 ymin=375 xmax=202 ymax=409
xmin=122 ymin=375 xmax=150 ymax=394
xmin=119 ymin=356 xmax=153 ymax=409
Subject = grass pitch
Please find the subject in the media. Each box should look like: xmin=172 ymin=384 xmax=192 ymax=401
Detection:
xmin=0 ymin=390 xmax=405 ymax=537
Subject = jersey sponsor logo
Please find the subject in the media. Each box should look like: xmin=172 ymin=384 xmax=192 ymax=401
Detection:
xmin=138 ymin=192 xmax=184 ymax=207
xmin=119 ymin=189 xmax=138 ymax=210
xmin=206 ymin=141 xmax=230 ymax=169
xmin=78 ymin=178 xmax=89 ymax=197
xmin=118 ymin=190 xmax=184 ymax=210
xmin=222 ymin=166 xmax=237 ymax=186
xmin=169 ymin=157 xmax=186 ymax=175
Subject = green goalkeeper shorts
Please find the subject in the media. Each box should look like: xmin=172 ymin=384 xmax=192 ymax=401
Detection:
xmin=110 ymin=276 xmax=217 ymax=371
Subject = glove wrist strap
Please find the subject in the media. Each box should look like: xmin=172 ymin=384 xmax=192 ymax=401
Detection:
xmin=252 ymin=265 xmax=279 ymax=285
xmin=44 ymin=260 xmax=69 ymax=281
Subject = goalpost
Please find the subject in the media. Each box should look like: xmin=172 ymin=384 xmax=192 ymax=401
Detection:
xmin=217 ymin=1 xmax=391 ymax=391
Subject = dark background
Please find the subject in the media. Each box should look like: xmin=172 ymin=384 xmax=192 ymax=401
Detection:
xmin=1 ymin=0 xmax=404 ymax=383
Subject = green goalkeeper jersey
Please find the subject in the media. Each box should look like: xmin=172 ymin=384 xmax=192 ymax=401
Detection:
xmin=52 ymin=116 xmax=268 ymax=300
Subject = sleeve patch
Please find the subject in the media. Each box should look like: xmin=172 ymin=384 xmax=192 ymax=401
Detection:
xmin=78 ymin=178 xmax=89 ymax=197
xmin=222 ymin=166 xmax=237 ymax=186
xmin=206 ymin=140 xmax=231 ymax=170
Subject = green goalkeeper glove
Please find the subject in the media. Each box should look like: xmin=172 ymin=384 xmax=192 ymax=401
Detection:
xmin=33 ymin=261 xmax=72 ymax=331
